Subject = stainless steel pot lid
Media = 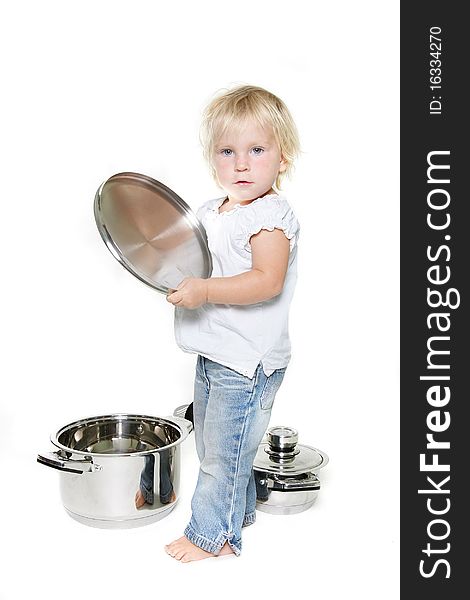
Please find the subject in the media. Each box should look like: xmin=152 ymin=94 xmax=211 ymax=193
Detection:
xmin=253 ymin=426 xmax=329 ymax=476
xmin=94 ymin=172 xmax=212 ymax=294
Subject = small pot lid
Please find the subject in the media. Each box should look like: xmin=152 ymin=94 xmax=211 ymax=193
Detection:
xmin=94 ymin=172 xmax=212 ymax=294
xmin=253 ymin=426 xmax=329 ymax=476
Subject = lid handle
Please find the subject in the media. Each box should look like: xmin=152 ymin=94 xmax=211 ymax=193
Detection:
xmin=267 ymin=426 xmax=298 ymax=451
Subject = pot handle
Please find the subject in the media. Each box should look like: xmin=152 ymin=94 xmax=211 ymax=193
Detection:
xmin=37 ymin=451 xmax=99 ymax=474
xmin=270 ymin=472 xmax=321 ymax=492
xmin=167 ymin=415 xmax=193 ymax=434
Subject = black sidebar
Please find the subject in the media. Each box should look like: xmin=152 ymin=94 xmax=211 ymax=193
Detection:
xmin=401 ymin=3 xmax=468 ymax=597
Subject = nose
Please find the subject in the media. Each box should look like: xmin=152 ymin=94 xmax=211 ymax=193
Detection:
xmin=235 ymin=154 xmax=249 ymax=171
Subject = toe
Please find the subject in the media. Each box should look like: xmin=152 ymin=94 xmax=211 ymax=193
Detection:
xmin=174 ymin=548 xmax=186 ymax=561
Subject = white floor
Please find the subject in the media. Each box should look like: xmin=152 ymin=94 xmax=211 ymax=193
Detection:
xmin=2 ymin=413 xmax=398 ymax=599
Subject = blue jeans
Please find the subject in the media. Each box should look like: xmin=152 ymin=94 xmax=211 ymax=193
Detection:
xmin=184 ymin=355 xmax=286 ymax=556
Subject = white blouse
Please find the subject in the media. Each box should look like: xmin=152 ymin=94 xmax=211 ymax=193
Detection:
xmin=174 ymin=193 xmax=300 ymax=378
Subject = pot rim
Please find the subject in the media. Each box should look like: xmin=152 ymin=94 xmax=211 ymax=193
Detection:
xmin=49 ymin=413 xmax=190 ymax=458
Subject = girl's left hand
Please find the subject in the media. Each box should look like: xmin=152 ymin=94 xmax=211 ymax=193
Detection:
xmin=166 ymin=278 xmax=208 ymax=309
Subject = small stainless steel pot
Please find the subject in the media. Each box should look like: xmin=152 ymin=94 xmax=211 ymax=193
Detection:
xmin=253 ymin=426 xmax=328 ymax=515
xmin=37 ymin=413 xmax=192 ymax=529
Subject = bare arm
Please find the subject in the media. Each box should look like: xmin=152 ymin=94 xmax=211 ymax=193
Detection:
xmin=166 ymin=228 xmax=290 ymax=309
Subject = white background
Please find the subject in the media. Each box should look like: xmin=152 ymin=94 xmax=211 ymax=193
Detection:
xmin=1 ymin=1 xmax=399 ymax=598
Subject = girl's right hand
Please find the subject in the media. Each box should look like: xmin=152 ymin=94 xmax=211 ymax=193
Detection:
xmin=166 ymin=278 xmax=209 ymax=310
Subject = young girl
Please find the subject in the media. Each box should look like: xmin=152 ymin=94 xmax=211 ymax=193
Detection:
xmin=165 ymin=85 xmax=300 ymax=562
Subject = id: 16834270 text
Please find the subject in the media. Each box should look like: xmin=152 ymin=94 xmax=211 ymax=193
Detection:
xmin=429 ymin=26 xmax=443 ymax=115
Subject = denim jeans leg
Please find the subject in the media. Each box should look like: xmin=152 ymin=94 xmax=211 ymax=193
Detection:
xmin=194 ymin=356 xmax=255 ymax=527
xmin=242 ymin=470 xmax=257 ymax=527
xmin=192 ymin=355 xmax=210 ymax=462
xmin=184 ymin=358 xmax=285 ymax=555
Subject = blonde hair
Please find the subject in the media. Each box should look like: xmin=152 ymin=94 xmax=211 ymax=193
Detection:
xmin=200 ymin=85 xmax=300 ymax=190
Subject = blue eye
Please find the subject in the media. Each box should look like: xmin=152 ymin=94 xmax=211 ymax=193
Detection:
xmin=252 ymin=147 xmax=264 ymax=155
xmin=221 ymin=149 xmax=233 ymax=156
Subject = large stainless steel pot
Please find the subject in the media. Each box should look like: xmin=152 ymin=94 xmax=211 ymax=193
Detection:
xmin=253 ymin=426 xmax=328 ymax=515
xmin=37 ymin=414 xmax=192 ymax=529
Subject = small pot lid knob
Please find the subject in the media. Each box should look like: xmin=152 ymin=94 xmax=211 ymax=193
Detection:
xmin=267 ymin=426 xmax=299 ymax=451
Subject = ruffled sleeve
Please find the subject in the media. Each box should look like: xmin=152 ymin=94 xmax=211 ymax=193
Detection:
xmin=196 ymin=198 xmax=221 ymax=222
xmin=235 ymin=195 xmax=300 ymax=253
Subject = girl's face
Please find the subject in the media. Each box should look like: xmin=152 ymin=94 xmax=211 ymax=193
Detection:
xmin=212 ymin=119 xmax=286 ymax=203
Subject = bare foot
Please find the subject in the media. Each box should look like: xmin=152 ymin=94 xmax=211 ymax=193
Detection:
xmin=164 ymin=537 xmax=235 ymax=562
xmin=218 ymin=543 xmax=234 ymax=556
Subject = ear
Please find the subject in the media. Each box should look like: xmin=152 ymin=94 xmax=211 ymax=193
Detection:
xmin=279 ymin=155 xmax=288 ymax=173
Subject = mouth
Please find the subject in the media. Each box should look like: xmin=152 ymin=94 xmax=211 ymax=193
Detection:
xmin=234 ymin=181 xmax=253 ymax=185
